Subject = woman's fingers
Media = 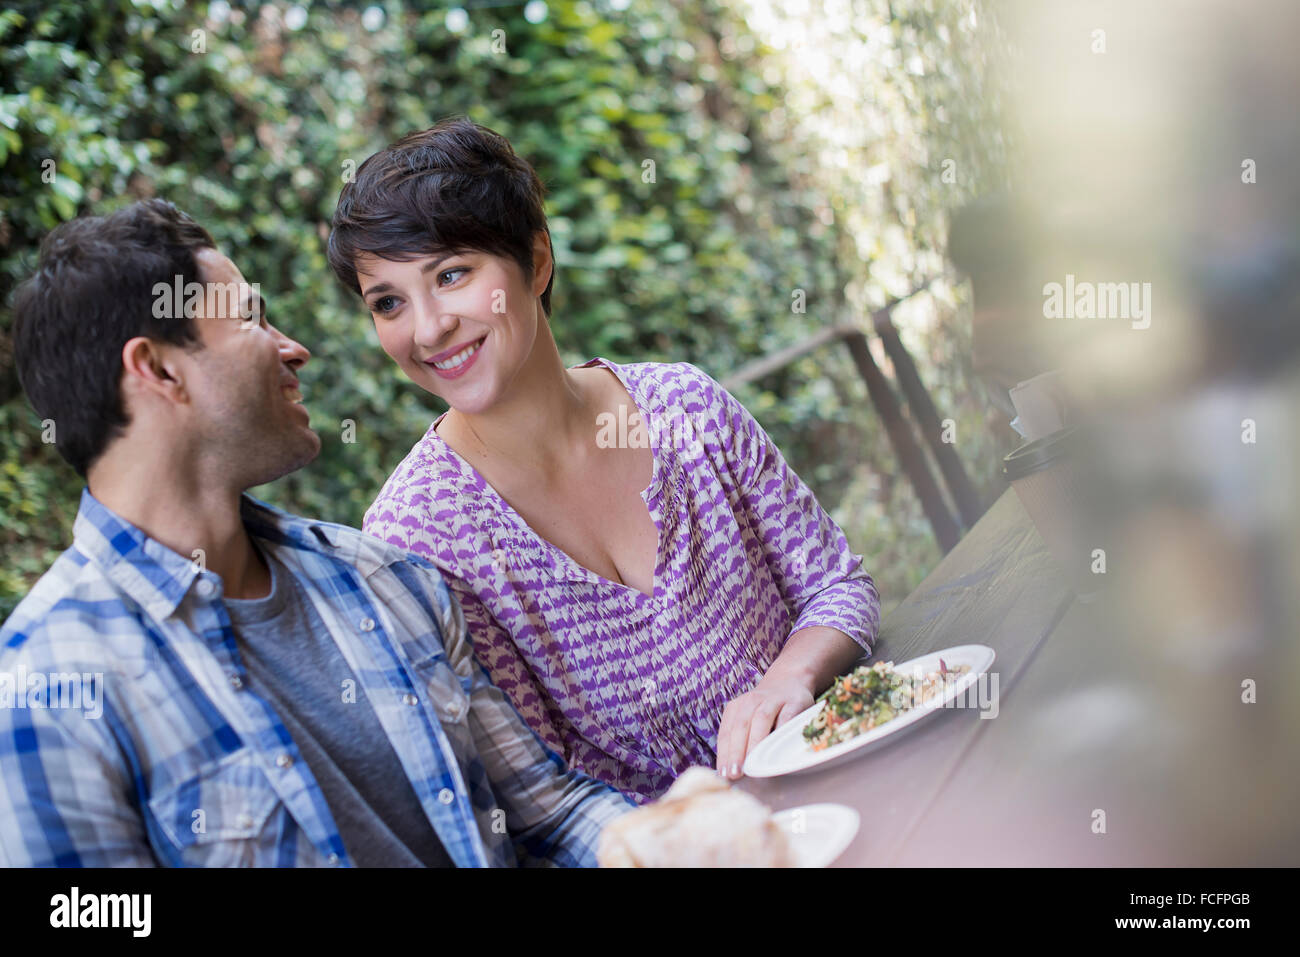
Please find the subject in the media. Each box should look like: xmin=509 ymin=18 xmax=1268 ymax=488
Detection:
xmin=715 ymin=699 xmax=736 ymax=775
xmin=744 ymin=697 xmax=785 ymax=761
xmin=717 ymin=686 xmax=814 ymax=779
xmin=775 ymin=700 xmax=804 ymax=727
xmin=716 ymin=695 xmax=755 ymax=778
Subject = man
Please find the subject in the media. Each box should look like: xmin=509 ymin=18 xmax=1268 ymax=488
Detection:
xmin=0 ymin=199 xmax=632 ymax=867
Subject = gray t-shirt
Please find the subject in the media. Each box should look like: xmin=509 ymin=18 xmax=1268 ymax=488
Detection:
xmin=224 ymin=547 xmax=454 ymax=867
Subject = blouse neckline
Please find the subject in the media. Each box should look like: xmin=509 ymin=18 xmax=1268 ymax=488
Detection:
xmin=420 ymin=356 xmax=666 ymax=603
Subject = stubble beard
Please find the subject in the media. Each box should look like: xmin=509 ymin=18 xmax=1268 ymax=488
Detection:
xmin=213 ymin=403 xmax=322 ymax=491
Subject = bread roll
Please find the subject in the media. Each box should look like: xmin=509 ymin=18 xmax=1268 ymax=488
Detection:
xmin=597 ymin=767 xmax=794 ymax=867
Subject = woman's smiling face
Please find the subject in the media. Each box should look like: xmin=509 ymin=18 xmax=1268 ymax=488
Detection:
xmin=355 ymin=232 xmax=552 ymax=414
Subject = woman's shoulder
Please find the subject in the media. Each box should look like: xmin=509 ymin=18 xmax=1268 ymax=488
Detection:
xmin=588 ymin=356 xmax=728 ymax=410
xmin=589 ymin=357 xmax=756 ymax=477
xmin=362 ymin=422 xmax=488 ymax=550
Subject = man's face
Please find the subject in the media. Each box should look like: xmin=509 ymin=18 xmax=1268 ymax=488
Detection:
xmin=176 ymin=247 xmax=321 ymax=487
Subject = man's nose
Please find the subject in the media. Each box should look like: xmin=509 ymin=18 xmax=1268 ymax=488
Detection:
xmin=273 ymin=325 xmax=311 ymax=370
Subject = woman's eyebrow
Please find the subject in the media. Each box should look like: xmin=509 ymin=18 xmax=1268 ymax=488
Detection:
xmin=360 ymin=254 xmax=460 ymax=300
xmin=418 ymin=253 xmax=457 ymax=275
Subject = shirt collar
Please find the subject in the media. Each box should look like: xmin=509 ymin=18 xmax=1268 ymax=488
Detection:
xmin=71 ymin=486 xmax=348 ymax=621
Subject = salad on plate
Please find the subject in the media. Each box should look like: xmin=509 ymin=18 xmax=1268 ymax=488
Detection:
xmin=802 ymin=658 xmax=973 ymax=752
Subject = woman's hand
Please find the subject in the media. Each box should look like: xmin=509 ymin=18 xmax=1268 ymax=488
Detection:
xmin=714 ymin=626 xmax=864 ymax=779
xmin=715 ymin=675 xmax=815 ymax=779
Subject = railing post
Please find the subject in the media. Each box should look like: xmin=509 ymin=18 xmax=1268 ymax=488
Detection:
xmin=719 ymin=281 xmax=975 ymax=553
xmin=840 ymin=330 xmax=962 ymax=553
xmin=872 ymin=308 xmax=986 ymax=529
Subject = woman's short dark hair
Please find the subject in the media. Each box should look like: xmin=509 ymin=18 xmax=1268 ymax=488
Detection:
xmin=328 ymin=116 xmax=554 ymax=316
xmin=10 ymin=199 xmax=215 ymax=477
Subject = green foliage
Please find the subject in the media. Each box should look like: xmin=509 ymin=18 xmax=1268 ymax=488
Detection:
xmin=1 ymin=0 xmax=1011 ymax=620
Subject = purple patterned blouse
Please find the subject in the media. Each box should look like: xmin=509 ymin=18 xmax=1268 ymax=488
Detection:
xmin=363 ymin=358 xmax=881 ymax=803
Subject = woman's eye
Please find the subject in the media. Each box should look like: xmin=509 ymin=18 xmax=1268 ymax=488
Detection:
xmin=373 ymin=295 xmax=398 ymax=314
xmin=438 ymin=267 xmax=468 ymax=286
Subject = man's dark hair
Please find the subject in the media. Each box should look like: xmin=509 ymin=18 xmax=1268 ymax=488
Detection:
xmin=11 ymin=199 xmax=215 ymax=477
xmin=328 ymin=116 xmax=554 ymax=317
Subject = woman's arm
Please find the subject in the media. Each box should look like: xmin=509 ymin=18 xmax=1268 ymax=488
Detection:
xmin=420 ymin=562 xmax=635 ymax=867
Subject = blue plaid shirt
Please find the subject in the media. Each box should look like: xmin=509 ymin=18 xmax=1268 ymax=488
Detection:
xmin=0 ymin=488 xmax=633 ymax=867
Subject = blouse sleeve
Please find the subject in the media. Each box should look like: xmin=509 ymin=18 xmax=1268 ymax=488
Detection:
xmin=682 ymin=363 xmax=882 ymax=655
xmin=363 ymin=494 xmax=569 ymax=756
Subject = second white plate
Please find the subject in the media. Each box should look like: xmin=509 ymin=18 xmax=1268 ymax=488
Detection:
xmin=743 ymin=644 xmax=996 ymax=778
xmin=772 ymin=803 xmax=860 ymax=867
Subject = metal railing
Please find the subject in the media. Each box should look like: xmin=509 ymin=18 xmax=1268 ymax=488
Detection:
xmin=722 ymin=283 xmax=985 ymax=553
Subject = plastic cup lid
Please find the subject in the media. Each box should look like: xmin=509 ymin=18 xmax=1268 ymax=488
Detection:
xmin=1002 ymin=425 xmax=1079 ymax=481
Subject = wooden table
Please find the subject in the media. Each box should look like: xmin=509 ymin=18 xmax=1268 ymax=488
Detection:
xmin=738 ymin=486 xmax=1299 ymax=865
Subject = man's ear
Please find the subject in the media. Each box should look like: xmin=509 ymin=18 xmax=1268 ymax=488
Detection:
xmin=120 ymin=336 xmax=189 ymax=405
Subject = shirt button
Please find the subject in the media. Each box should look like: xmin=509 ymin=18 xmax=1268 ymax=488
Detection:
xmin=326 ymin=853 xmax=340 ymax=867
xmin=358 ymin=617 xmax=375 ymax=632
xmin=229 ymin=674 xmax=244 ymax=690
xmin=437 ymin=788 xmax=455 ymax=805
xmin=196 ymin=579 xmax=216 ymax=599
xmin=275 ymin=752 xmax=294 ymax=769
xmin=235 ymin=812 xmax=254 ymax=830
xmin=402 ymin=693 xmax=419 ymax=706
xmin=445 ymin=700 xmax=462 ymax=719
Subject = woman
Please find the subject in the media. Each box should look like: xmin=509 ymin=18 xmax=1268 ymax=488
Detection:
xmin=328 ymin=117 xmax=881 ymax=803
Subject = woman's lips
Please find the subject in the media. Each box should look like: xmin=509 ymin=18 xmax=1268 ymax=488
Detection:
xmin=426 ymin=336 xmax=485 ymax=379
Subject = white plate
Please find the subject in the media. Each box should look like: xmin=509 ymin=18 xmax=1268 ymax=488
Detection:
xmin=772 ymin=803 xmax=860 ymax=867
xmin=743 ymin=644 xmax=997 ymax=778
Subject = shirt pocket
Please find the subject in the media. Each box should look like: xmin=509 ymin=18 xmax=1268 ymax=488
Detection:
xmin=406 ymin=650 xmax=474 ymax=745
xmin=147 ymin=747 xmax=285 ymax=867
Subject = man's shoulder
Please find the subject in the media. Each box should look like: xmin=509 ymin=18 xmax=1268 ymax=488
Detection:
xmin=0 ymin=545 xmax=127 ymax=670
xmin=251 ymin=498 xmax=447 ymax=580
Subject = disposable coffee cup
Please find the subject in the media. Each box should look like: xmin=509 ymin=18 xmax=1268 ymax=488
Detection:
xmin=1009 ymin=370 xmax=1068 ymax=442
xmin=1002 ymin=426 xmax=1103 ymax=600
